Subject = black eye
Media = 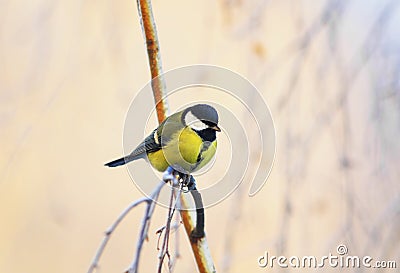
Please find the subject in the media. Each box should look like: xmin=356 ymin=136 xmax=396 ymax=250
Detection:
xmin=202 ymin=120 xmax=216 ymax=127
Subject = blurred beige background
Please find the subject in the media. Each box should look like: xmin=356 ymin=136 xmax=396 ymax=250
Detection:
xmin=1 ymin=0 xmax=399 ymax=272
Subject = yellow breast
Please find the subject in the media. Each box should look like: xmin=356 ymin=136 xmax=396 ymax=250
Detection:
xmin=147 ymin=127 xmax=217 ymax=173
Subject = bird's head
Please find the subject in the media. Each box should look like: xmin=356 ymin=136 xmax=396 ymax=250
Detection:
xmin=182 ymin=104 xmax=221 ymax=141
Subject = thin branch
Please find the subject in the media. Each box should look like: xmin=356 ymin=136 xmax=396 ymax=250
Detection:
xmin=136 ymin=1 xmax=216 ymax=272
xmin=127 ymin=181 xmax=166 ymax=273
xmin=136 ymin=0 xmax=168 ymax=122
xmin=155 ymin=216 xmax=182 ymax=271
xmin=157 ymin=186 xmax=175 ymax=272
xmin=168 ymin=213 xmax=182 ymax=271
xmin=87 ymin=181 xmax=165 ymax=273
xmin=157 ymin=185 xmax=181 ymax=272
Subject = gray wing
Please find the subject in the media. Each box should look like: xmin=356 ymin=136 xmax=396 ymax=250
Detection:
xmin=129 ymin=129 xmax=162 ymax=158
xmin=105 ymin=113 xmax=183 ymax=167
xmin=131 ymin=113 xmax=184 ymax=158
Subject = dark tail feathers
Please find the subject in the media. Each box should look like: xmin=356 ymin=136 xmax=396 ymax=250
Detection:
xmin=105 ymin=156 xmax=135 ymax=167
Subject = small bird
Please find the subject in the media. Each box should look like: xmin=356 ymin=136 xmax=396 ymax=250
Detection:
xmin=105 ymin=104 xmax=221 ymax=174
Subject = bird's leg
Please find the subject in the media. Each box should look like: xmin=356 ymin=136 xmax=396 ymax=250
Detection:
xmin=169 ymin=170 xmax=205 ymax=241
xmin=171 ymin=169 xmax=191 ymax=189
xmin=180 ymin=172 xmax=191 ymax=187
xmin=187 ymin=176 xmax=205 ymax=242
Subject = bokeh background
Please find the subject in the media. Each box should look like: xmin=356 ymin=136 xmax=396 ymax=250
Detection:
xmin=1 ymin=0 xmax=399 ymax=272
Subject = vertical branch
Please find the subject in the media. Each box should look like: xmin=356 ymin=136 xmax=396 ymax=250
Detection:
xmin=169 ymin=212 xmax=181 ymax=270
xmin=179 ymin=197 xmax=216 ymax=273
xmin=137 ymin=0 xmax=168 ymax=122
xmin=157 ymin=187 xmax=175 ymax=272
xmin=136 ymin=2 xmax=216 ymax=272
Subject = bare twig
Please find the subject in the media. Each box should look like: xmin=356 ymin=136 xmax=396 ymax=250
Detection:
xmin=155 ymin=215 xmax=182 ymax=271
xmin=87 ymin=181 xmax=165 ymax=273
xmin=168 ymin=213 xmax=182 ymax=271
xmin=127 ymin=181 xmax=166 ymax=273
xmin=157 ymin=184 xmax=181 ymax=272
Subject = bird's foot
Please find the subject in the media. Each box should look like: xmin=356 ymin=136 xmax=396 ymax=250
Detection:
xmin=189 ymin=227 xmax=205 ymax=243
xmin=169 ymin=168 xmax=192 ymax=189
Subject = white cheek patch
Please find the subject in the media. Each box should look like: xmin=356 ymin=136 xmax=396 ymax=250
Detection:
xmin=185 ymin=111 xmax=208 ymax=131
xmin=190 ymin=120 xmax=208 ymax=131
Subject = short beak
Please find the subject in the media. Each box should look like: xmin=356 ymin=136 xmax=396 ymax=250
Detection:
xmin=211 ymin=125 xmax=221 ymax=132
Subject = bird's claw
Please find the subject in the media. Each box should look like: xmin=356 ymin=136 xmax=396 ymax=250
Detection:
xmin=189 ymin=228 xmax=205 ymax=243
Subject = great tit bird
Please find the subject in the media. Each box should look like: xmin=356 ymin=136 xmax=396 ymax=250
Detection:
xmin=105 ymin=104 xmax=221 ymax=174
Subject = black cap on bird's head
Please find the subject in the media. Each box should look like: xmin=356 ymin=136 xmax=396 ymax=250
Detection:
xmin=189 ymin=104 xmax=219 ymax=125
xmin=182 ymin=104 xmax=221 ymax=133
